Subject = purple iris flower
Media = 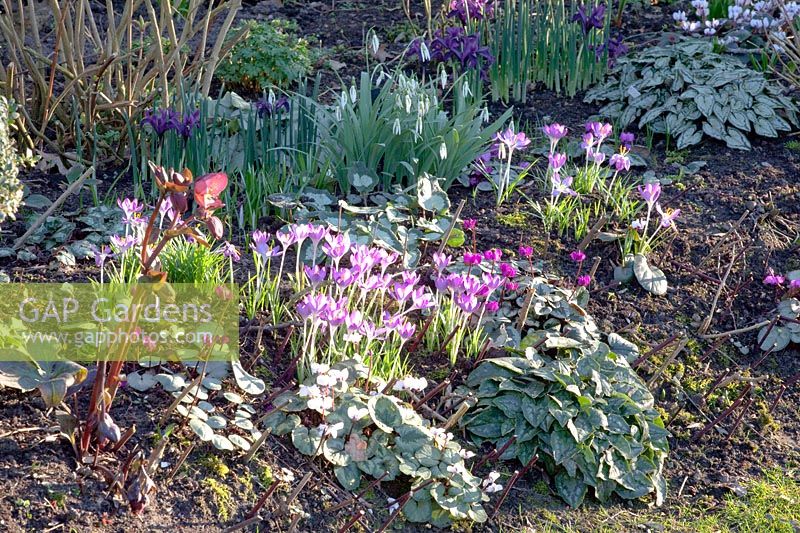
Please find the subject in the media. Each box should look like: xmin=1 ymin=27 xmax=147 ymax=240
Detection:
xmin=573 ymin=3 xmax=606 ymax=34
xmin=255 ymin=96 xmax=290 ymax=118
xmin=141 ymin=108 xmax=179 ymax=137
xmin=176 ymin=110 xmax=201 ymax=139
xmin=620 ymin=132 xmax=635 ymax=149
xmin=448 ymin=0 xmax=495 ymax=24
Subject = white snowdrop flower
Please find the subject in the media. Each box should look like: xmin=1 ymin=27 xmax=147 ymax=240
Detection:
xmin=404 ymin=94 xmax=412 ymax=113
xmin=439 ymin=142 xmax=448 ymax=161
xmin=462 ymin=81 xmax=472 ymax=99
xmin=420 ymin=41 xmax=431 ymax=62
xmin=393 ymin=118 xmax=402 ymax=135
xmin=349 ymin=85 xmax=358 ymax=104
xmin=481 ymin=106 xmax=490 ymax=123
xmin=340 ymin=90 xmax=348 ymax=109
xmin=347 ymin=405 xmax=368 ymax=421
xmin=268 ymin=89 xmax=276 ymax=105
xmin=310 ymin=362 xmax=330 ymax=375
xmin=440 ymin=68 xmax=448 ymax=89
xmin=673 ymin=10 xmax=687 ymax=22
xmin=376 ymin=70 xmax=386 ymax=86
xmin=335 ymin=107 xmax=342 ymax=121
xmin=371 ymin=33 xmax=380 ymax=55
xmin=406 ymin=376 xmax=429 ymax=391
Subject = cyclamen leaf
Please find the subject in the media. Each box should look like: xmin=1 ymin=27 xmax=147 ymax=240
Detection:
xmin=724 ymin=128 xmax=751 ymax=151
xmin=633 ymin=254 xmax=668 ymax=296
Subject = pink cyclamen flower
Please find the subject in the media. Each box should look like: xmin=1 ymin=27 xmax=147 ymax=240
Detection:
xmin=505 ymin=280 xmax=519 ymax=291
xmin=463 ymin=218 xmax=477 ymax=231
xmin=485 ymin=300 xmax=500 ymax=313
xmin=499 ymin=263 xmax=517 ymax=278
xmin=638 ymin=182 xmax=661 ymax=208
xmin=570 ymin=250 xmax=586 ymax=263
xmin=789 ymin=279 xmax=800 ymax=289
xmin=548 ymin=152 xmax=567 ymax=172
xmin=763 ymin=269 xmax=785 ymax=286
xmin=519 ymin=245 xmax=533 ymax=258
xmin=577 ymin=275 xmax=592 ymax=287
xmin=464 ymin=252 xmax=482 ymax=266
xmin=483 ymin=248 xmax=502 ymax=262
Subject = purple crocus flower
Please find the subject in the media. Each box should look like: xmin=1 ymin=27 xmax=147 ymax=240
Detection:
xmin=656 ymin=204 xmax=680 ymax=228
xmin=410 ymin=287 xmax=435 ymax=310
xmin=610 ymin=152 xmax=630 ymax=172
xmin=141 ymin=108 xmax=179 ymax=137
xmin=542 ymin=123 xmax=568 ymax=143
xmin=570 ymin=250 xmax=586 ymax=263
xmin=581 ymin=133 xmax=595 ymax=151
xmin=482 ymin=273 xmax=504 ymax=291
xmin=519 ymin=245 xmax=533 ymax=258
xmin=308 ymin=224 xmax=329 ymax=246
xmin=551 ymin=174 xmax=578 ymax=198
xmin=548 ymin=152 xmax=567 ymax=172
xmin=432 ymin=252 xmax=452 ymax=271
xmin=494 ymin=127 xmax=531 ymax=153
xmin=332 ymin=267 xmax=356 ymax=288
xmin=304 ymin=265 xmax=327 ymax=286
xmin=220 ymin=241 xmax=241 ymax=262
xmin=435 ymin=275 xmax=449 ymax=293
xmin=297 ymin=292 xmax=334 ymax=324
xmin=638 ymin=183 xmax=661 ymax=208
xmin=110 ymin=234 xmax=137 ymax=253
xmin=251 ymin=230 xmax=271 ymax=258
xmin=763 ymin=269 xmax=785 ymax=286
xmin=577 ymin=275 xmax=592 ymax=287
xmin=396 ymin=321 xmax=416 ymax=341
xmin=589 ymin=150 xmax=606 ymax=165
xmin=322 ymin=233 xmax=351 ymax=261
xmin=456 ymin=293 xmax=481 ymax=314
xmin=92 ymin=244 xmax=113 ymax=268
xmin=586 ymin=121 xmax=613 ymax=141
xmin=117 ymin=198 xmax=144 ymax=226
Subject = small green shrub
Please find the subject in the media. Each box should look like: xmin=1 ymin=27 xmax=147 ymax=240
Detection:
xmin=0 ymin=97 xmax=24 ymax=226
xmin=585 ymin=39 xmax=798 ymax=150
xmin=218 ymin=20 xmax=313 ymax=91
xmin=460 ymin=276 xmax=669 ymax=508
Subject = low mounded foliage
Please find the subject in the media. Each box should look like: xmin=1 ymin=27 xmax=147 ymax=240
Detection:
xmin=0 ymin=97 xmax=24 ymax=226
xmin=461 ymin=277 xmax=669 ymax=508
xmin=263 ymin=357 xmax=490 ymax=528
xmin=585 ymin=39 xmax=798 ymax=150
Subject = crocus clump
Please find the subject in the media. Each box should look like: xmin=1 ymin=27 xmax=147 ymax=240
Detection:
xmin=626 ymin=182 xmax=680 ymax=257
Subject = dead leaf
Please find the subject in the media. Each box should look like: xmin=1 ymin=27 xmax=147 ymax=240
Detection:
xmin=345 ymin=434 xmax=368 ymax=461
